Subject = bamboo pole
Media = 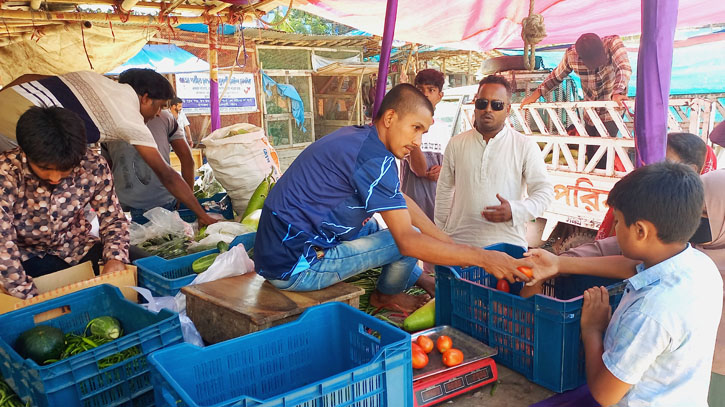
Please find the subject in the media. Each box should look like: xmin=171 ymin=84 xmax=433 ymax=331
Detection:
xmin=41 ymin=0 xmax=219 ymax=13
xmin=208 ymin=2 xmax=232 ymax=15
xmin=208 ymin=18 xmax=221 ymax=131
xmin=0 ymin=8 xmax=229 ymax=24
xmin=120 ymin=0 xmax=139 ymax=12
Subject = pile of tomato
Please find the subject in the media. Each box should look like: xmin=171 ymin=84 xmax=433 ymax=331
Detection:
xmin=411 ymin=334 xmax=464 ymax=369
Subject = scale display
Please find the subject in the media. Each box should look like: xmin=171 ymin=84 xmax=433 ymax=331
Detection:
xmin=411 ymin=326 xmax=499 ymax=407
xmin=414 ymin=364 xmax=495 ymax=406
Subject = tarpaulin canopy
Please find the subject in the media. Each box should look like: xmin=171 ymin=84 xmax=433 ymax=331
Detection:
xmin=297 ymin=0 xmax=725 ymax=51
xmin=106 ymin=44 xmax=209 ymax=75
xmin=0 ymin=24 xmax=149 ymax=85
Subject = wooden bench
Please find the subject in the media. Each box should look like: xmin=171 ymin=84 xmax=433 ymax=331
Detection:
xmin=182 ymin=272 xmax=365 ymax=344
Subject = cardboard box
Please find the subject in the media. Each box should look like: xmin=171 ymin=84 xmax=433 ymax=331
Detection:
xmin=0 ymin=262 xmax=137 ymax=314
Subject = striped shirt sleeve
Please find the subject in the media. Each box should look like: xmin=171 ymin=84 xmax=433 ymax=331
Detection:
xmin=608 ymin=36 xmax=633 ymax=95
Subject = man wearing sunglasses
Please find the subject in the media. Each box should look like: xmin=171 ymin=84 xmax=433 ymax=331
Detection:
xmin=435 ymin=75 xmax=553 ymax=249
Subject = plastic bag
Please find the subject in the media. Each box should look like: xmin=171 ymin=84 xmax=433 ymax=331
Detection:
xmin=131 ymin=286 xmax=204 ymax=347
xmin=188 ymin=221 xmax=253 ymax=251
xmin=193 ymin=163 xmax=225 ymax=199
xmin=129 ymin=207 xmax=194 ymax=246
xmin=202 ymin=123 xmax=281 ymax=216
xmin=174 ymin=244 xmax=255 ymax=313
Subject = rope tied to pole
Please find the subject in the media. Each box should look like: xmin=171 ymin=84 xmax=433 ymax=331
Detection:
xmin=521 ymin=0 xmax=546 ymax=70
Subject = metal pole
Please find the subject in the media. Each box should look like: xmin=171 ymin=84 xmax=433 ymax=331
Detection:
xmin=372 ymin=0 xmax=398 ymax=118
xmin=208 ymin=18 xmax=221 ymax=131
xmin=634 ymin=0 xmax=679 ymax=167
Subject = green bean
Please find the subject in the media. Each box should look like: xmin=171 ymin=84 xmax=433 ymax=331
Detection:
xmin=490 ymin=380 xmax=500 ymax=396
xmin=81 ymin=337 xmax=98 ymax=348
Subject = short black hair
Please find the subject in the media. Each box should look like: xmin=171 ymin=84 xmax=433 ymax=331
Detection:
xmin=16 ymin=106 xmax=87 ymax=171
xmin=478 ymin=75 xmax=513 ymax=99
xmin=667 ymin=132 xmax=707 ymax=173
xmin=415 ymin=69 xmax=445 ymax=91
xmin=170 ymin=97 xmax=183 ymax=106
xmin=607 ymin=161 xmax=704 ymax=244
xmin=374 ymin=83 xmax=433 ymax=121
xmin=118 ymin=68 xmax=175 ymax=100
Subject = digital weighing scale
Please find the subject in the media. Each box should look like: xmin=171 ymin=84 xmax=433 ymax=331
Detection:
xmin=411 ymin=326 xmax=498 ymax=407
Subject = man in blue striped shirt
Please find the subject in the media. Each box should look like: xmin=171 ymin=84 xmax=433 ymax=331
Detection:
xmin=255 ymin=84 xmax=532 ymax=313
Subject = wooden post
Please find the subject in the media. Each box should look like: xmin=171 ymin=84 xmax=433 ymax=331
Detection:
xmin=208 ymin=18 xmax=221 ymax=131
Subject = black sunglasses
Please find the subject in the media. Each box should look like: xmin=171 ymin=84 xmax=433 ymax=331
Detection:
xmin=475 ymin=99 xmax=506 ymax=111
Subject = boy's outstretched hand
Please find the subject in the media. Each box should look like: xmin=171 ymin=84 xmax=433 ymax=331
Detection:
xmin=523 ymin=248 xmax=559 ymax=285
xmin=581 ymin=286 xmax=612 ymax=338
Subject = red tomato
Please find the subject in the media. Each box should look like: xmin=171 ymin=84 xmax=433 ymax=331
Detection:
xmin=442 ymin=348 xmax=464 ymax=367
xmin=416 ymin=335 xmax=434 ymax=353
xmin=412 ymin=348 xmax=429 ymax=369
xmin=436 ymin=335 xmax=452 ymax=353
xmin=412 ymin=342 xmax=424 ymax=354
xmin=496 ymin=279 xmax=510 ymax=293
xmin=517 ymin=266 xmax=534 ymax=278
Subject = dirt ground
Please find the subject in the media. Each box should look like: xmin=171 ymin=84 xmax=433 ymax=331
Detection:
xmin=446 ymin=365 xmax=554 ymax=407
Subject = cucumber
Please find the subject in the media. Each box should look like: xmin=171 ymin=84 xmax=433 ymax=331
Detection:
xmin=403 ymin=299 xmax=435 ymax=332
xmin=192 ymin=253 xmax=219 ymax=274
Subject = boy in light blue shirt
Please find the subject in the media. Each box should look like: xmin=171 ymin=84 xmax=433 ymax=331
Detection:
xmin=528 ymin=161 xmax=723 ymax=406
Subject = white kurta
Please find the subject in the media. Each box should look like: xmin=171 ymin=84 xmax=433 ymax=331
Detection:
xmin=434 ymin=126 xmax=553 ymax=248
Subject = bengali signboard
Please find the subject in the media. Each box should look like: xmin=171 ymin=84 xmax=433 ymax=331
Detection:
xmin=175 ymin=72 xmax=257 ymax=114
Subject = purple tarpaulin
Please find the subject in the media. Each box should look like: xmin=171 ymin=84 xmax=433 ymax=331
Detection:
xmin=372 ymin=0 xmax=398 ymax=119
xmin=210 ymin=79 xmax=221 ymax=131
xmin=634 ymin=0 xmax=679 ymax=167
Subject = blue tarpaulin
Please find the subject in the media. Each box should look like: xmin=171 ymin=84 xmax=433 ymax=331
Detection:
xmin=261 ymin=70 xmax=306 ymax=132
xmin=106 ymin=44 xmax=209 ymax=75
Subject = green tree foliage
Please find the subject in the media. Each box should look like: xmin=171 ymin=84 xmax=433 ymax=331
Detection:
xmin=265 ymin=8 xmax=354 ymax=35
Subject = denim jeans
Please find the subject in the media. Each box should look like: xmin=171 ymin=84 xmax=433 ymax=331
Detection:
xmin=269 ymin=219 xmax=422 ymax=294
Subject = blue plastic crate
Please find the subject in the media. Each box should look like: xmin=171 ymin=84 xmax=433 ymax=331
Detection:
xmin=135 ymin=232 xmax=255 ymax=297
xmin=149 ymin=302 xmax=413 ymax=407
xmin=0 ymin=285 xmax=183 ymax=407
xmin=435 ymin=243 xmax=626 ymax=393
xmin=178 ymin=193 xmax=235 ymax=223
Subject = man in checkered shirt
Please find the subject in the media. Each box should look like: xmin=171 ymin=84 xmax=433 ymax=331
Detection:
xmin=521 ymin=33 xmax=632 ymax=167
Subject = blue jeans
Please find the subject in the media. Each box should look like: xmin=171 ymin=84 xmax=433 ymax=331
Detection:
xmin=269 ymin=219 xmax=422 ymax=294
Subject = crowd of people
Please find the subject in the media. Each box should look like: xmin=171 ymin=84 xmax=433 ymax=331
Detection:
xmin=0 ymin=32 xmax=722 ymax=406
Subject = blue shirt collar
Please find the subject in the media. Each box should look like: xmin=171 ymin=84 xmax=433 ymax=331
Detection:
xmin=628 ymin=244 xmax=693 ymax=291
